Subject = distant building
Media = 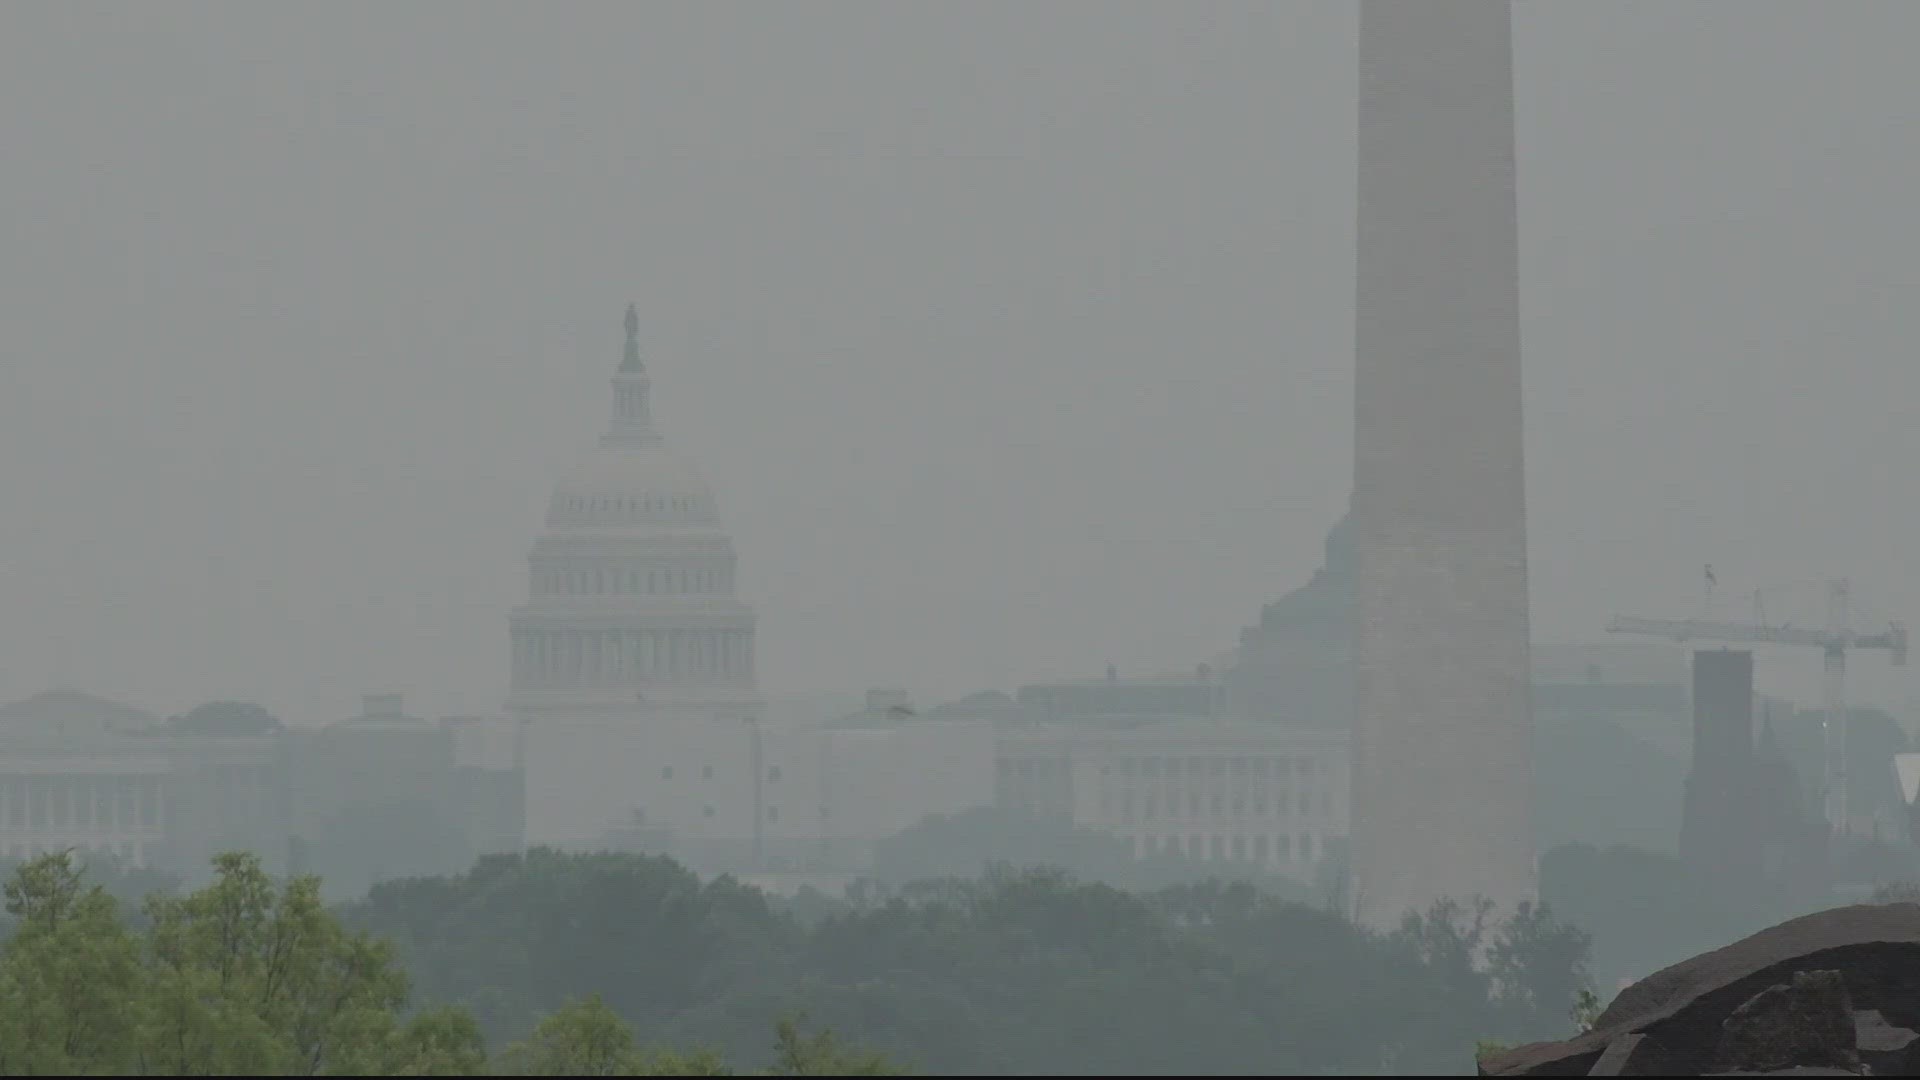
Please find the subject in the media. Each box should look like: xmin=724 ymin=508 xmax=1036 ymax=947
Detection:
xmin=599 ymin=688 xmax=998 ymax=876
xmin=509 ymin=307 xmax=763 ymax=855
xmin=990 ymin=670 xmax=1350 ymax=880
xmin=1018 ymin=668 xmax=1229 ymax=726
xmin=996 ymin=719 xmax=1348 ymax=879
xmin=809 ymin=690 xmax=998 ymax=870
xmin=0 ymin=691 xmax=176 ymax=866
xmin=0 ymin=689 xmax=521 ymax=895
xmin=1227 ymin=514 xmax=1354 ymax=731
xmin=283 ymin=694 xmax=522 ymax=897
xmin=1530 ymin=644 xmax=1692 ymax=853
xmin=1674 ymin=651 xmax=1828 ymax=905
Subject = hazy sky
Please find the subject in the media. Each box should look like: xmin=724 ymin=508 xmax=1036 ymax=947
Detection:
xmin=3 ymin=1 xmax=1918 ymax=722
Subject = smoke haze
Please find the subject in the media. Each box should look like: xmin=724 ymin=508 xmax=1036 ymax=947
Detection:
xmin=3 ymin=1 xmax=1918 ymax=721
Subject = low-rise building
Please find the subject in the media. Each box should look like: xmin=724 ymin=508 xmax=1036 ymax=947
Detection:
xmin=0 ymin=690 xmax=522 ymax=895
xmin=997 ymin=719 xmax=1348 ymax=879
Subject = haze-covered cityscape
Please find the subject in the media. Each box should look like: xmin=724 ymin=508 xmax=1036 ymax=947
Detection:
xmin=5 ymin=1 xmax=1920 ymax=1075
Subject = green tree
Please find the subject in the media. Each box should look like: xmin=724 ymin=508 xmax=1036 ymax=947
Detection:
xmin=770 ymin=1014 xmax=904 ymax=1076
xmin=1487 ymin=900 xmax=1594 ymax=1038
xmin=497 ymin=995 xmax=729 ymax=1076
xmin=0 ymin=851 xmax=144 ymax=1075
xmin=344 ymin=849 xmax=790 ymax=1046
xmin=139 ymin=851 xmax=413 ymax=1074
xmin=377 ymin=1005 xmax=490 ymax=1076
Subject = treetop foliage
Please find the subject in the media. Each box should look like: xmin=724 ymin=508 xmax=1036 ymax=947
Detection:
xmin=0 ymin=850 xmax=896 ymax=1077
xmin=349 ymin=848 xmax=1592 ymax=1076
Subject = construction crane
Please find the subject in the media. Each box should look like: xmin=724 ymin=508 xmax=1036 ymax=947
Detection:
xmin=1608 ymin=577 xmax=1908 ymax=836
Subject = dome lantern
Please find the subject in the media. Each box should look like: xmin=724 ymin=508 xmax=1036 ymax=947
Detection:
xmin=606 ymin=304 xmax=661 ymax=448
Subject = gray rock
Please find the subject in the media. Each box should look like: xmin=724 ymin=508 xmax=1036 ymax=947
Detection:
xmin=1587 ymin=1033 xmax=1644 ymax=1076
xmin=1704 ymin=1060 xmax=1866 ymax=1068
xmin=1482 ymin=903 xmax=1920 ymax=1076
xmin=1711 ymin=971 xmax=1859 ymax=1075
xmin=1855 ymin=1008 xmax=1920 ymax=1076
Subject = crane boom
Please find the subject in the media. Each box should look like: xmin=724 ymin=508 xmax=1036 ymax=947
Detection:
xmin=1605 ymin=616 xmax=1908 ymax=663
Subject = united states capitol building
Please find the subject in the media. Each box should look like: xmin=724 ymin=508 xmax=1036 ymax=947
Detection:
xmin=504 ymin=308 xmax=1358 ymax=878
xmin=0 ymin=307 xmax=1407 ymax=889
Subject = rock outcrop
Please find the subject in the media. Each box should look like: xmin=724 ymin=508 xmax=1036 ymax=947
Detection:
xmin=1711 ymin=970 xmax=1858 ymax=1074
xmin=1479 ymin=902 xmax=1920 ymax=1076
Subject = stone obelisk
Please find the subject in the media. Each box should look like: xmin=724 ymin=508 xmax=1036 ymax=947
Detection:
xmin=1349 ymin=0 xmax=1534 ymax=926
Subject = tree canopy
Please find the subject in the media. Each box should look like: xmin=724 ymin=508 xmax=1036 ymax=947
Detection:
xmin=350 ymin=850 xmax=1593 ymax=1075
xmin=0 ymin=850 xmax=896 ymax=1077
xmin=0 ymin=844 xmax=1593 ymax=1075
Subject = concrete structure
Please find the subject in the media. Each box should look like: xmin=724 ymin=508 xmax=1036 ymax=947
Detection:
xmin=0 ymin=691 xmax=174 ymax=865
xmin=0 ymin=690 xmax=521 ymax=894
xmin=593 ymin=687 xmax=998 ymax=876
xmin=1018 ymin=669 xmax=1229 ymax=726
xmin=1674 ymin=652 xmax=1826 ymax=900
xmin=1530 ymin=644 xmax=1692 ymax=853
xmin=1682 ymin=650 xmax=1760 ymax=881
xmin=989 ymin=671 xmax=1349 ymax=881
xmin=1349 ymin=0 xmax=1534 ymax=924
xmin=1228 ymin=513 xmax=1354 ymax=730
xmin=809 ymin=690 xmax=999 ymax=870
xmin=284 ymin=694 xmax=523 ymax=897
xmin=995 ymin=719 xmax=1348 ymax=880
xmin=510 ymin=307 xmax=764 ymax=853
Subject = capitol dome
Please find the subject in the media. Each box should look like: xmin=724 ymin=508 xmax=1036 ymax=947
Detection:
xmin=544 ymin=444 xmax=724 ymax=533
xmin=508 ymin=305 xmax=759 ymax=711
xmin=509 ymin=305 xmax=765 ymax=855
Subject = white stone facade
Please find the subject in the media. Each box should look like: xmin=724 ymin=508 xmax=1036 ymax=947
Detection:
xmin=0 ymin=752 xmax=172 ymax=865
xmin=998 ymin=721 xmax=1350 ymax=880
xmin=510 ymin=310 xmax=765 ymax=852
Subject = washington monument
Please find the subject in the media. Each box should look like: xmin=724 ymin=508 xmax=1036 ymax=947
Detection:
xmin=1349 ymin=0 xmax=1534 ymax=925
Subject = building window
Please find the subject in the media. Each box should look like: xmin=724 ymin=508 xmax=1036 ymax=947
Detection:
xmin=1210 ymin=758 xmax=1226 ymax=779
xmin=1254 ymin=758 xmax=1270 ymax=779
xmin=767 ymin=766 xmax=782 ymax=781
xmin=661 ymin=766 xmax=674 ymax=780
xmin=1299 ymin=794 xmax=1311 ymax=815
xmin=1254 ymin=835 xmax=1269 ymax=860
xmin=702 ymin=805 xmax=715 ymax=818
xmin=766 ymin=806 xmax=778 ymax=823
xmin=1279 ymin=834 xmax=1292 ymax=860
xmin=702 ymin=765 xmax=714 ymax=781
xmin=1210 ymin=795 xmax=1224 ymax=817
xmin=1231 ymin=836 xmax=1246 ymax=860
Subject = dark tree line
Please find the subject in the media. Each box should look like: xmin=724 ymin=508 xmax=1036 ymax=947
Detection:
xmin=348 ymin=850 xmax=1594 ymax=1076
